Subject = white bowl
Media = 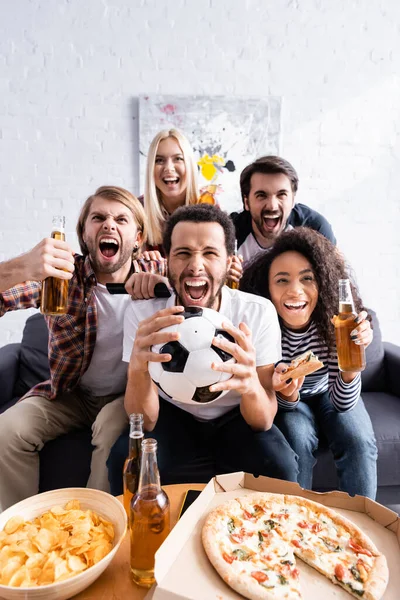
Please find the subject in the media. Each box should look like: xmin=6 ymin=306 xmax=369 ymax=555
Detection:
xmin=0 ymin=487 xmax=127 ymax=600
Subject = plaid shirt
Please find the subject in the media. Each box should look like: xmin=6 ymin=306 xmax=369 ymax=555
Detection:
xmin=0 ymin=254 xmax=166 ymax=401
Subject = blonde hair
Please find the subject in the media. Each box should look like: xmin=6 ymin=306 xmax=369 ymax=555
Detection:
xmin=144 ymin=129 xmax=199 ymax=245
xmin=76 ymin=185 xmax=147 ymax=257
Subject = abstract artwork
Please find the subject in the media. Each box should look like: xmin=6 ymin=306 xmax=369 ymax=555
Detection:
xmin=139 ymin=95 xmax=282 ymax=213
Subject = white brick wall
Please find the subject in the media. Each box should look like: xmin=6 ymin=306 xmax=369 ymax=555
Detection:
xmin=1 ymin=0 xmax=399 ymax=346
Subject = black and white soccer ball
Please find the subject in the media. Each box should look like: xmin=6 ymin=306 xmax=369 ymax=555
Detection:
xmin=148 ymin=306 xmax=236 ymax=404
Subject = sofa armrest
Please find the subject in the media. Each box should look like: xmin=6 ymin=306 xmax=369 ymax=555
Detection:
xmin=0 ymin=343 xmax=21 ymax=408
xmin=384 ymin=341 xmax=400 ymax=398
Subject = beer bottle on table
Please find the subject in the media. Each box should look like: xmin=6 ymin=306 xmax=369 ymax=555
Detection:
xmin=130 ymin=438 xmax=170 ymax=588
xmin=226 ymin=239 xmax=239 ymax=290
xmin=334 ymin=278 xmax=366 ymax=372
xmin=123 ymin=413 xmax=144 ymax=518
xmin=40 ymin=215 xmax=68 ymax=315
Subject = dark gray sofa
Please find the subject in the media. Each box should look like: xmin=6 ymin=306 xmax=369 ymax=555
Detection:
xmin=0 ymin=311 xmax=399 ymax=511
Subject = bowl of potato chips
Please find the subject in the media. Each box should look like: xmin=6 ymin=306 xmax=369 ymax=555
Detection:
xmin=0 ymin=487 xmax=127 ymax=600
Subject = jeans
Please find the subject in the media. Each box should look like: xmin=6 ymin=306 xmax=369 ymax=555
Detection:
xmin=107 ymin=398 xmax=299 ymax=495
xmin=273 ymin=393 xmax=378 ymax=499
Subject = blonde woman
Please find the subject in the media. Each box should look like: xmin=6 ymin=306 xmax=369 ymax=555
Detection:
xmin=141 ymin=128 xmax=242 ymax=285
xmin=143 ymin=128 xmax=199 ymax=256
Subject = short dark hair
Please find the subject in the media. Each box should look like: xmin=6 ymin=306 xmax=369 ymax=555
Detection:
xmin=163 ymin=204 xmax=236 ymax=256
xmin=240 ymin=156 xmax=299 ymax=207
xmin=240 ymin=227 xmax=366 ymax=350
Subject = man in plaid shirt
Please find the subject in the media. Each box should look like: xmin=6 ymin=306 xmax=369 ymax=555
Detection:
xmin=0 ymin=185 xmax=167 ymax=511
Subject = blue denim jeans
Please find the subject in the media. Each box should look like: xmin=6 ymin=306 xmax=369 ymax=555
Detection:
xmin=273 ymin=393 xmax=378 ymax=499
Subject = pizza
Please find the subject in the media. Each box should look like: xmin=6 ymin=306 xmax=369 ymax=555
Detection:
xmin=202 ymin=492 xmax=388 ymax=600
xmin=279 ymin=351 xmax=324 ymax=382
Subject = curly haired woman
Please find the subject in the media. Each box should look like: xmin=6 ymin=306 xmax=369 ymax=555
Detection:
xmin=241 ymin=227 xmax=378 ymax=498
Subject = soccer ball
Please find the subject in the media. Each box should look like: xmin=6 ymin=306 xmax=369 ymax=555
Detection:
xmin=148 ymin=306 xmax=236 ymax=405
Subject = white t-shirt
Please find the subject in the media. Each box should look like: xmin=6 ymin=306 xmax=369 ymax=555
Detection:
xmin=123 ymin=286 xmax=281 ymax=420
xmin=238 ymin=224 xmax=294 ymax=266
xmin=80 ymin=283 xmax=131 ymax=396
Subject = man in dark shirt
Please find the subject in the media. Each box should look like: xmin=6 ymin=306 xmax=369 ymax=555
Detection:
xmin=230 ymin=156 xmax=336 ymax=265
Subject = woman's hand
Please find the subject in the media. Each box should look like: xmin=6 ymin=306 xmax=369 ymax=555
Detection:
xmin=140 ymin=249 xmax=163 ymax=262
xmin=350 ymin=310 xmax=373 ymax=348
xmin=272 ymin=362 xmax=304 ymax=402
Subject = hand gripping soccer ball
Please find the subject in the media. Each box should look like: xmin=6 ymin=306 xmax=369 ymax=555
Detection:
xmin=148 ymin=306 xmax=236 ymax=405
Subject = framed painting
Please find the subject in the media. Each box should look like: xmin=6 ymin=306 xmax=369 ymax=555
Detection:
xmin=139 ymin=95 xmax=282 ymax=213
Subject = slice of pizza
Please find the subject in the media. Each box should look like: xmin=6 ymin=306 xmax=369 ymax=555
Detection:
xmin=202 ymin=496 xmax=302 ymax=600
xmin=283 ymin=495 xmax=388 ymax=600
xmin=202 ymin=492 xmax=388 ymax=600
xmin=279 ymin=350 xmax=324 ymax=382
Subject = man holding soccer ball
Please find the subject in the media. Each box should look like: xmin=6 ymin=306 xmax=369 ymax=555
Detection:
xmin=107 ymin=205 xmax=298 ymax=492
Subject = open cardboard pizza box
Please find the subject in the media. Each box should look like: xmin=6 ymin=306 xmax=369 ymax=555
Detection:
xmin=146 ymin=472 xmax=400 ymax=600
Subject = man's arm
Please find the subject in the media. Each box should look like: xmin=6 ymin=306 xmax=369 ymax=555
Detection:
xmin=0 ymin=238 xmax=74 ymax=294
xmin=210 ymin=322 xmax=277 ymax=431
xmin=123 ymin=304 xmax=185 ymax=431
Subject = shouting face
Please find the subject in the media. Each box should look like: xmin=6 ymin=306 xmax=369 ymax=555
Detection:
xmin=82 ymin=196 xmax=142 ymax=283
xmin=268 ymin=251 xmax=318 ymax=331
xmin=244 ymin=172 xmax=295 ymax=248
xmin=167 ymin=221 xmax=231 ymax=311
xmin=154 ymin=136 xmax=188 ymax=212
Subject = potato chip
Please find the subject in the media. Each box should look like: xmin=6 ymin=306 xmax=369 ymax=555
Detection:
xmin=65 ymin=499 xmax=81 ymax=511
xmin=0 ymin=499 xmax=115 ymax=587
xmin=3 ymin=516 xmax=24 ymax=535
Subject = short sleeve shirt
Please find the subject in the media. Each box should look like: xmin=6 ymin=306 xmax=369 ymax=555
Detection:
xmin=123 ymin=286 xmax=281 ymax=420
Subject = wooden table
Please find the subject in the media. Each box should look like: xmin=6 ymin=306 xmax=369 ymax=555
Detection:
xmin=75 ymin=483 xmax=206 ymax=600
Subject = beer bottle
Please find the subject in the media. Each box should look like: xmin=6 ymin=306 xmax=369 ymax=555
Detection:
xmin=198 ymin=184 xmax=217 ymax=205
xmin=334 ymin=279 xmax=366 ymax=372
xmin=123 ymin=413 xmax=144 ymax=518
xmin=40 ymin=215 xmax=69 ymax=315
xmin=130 ymin=438 xmax=170 ymax=588
xmin=226 ymin=240 xmax=239 ymax=290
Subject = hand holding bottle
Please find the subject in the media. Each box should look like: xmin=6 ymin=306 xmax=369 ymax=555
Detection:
xmin=22 ymin=237 xmax=74 ymax=283
xmin=333 ymin=279 xmax=369 ymax=372
xmin=346 ymin=310 xmax=373 ymax=348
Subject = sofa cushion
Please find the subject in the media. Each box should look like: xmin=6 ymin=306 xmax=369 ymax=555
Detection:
xmin=13 ymin=313 xmax=50 ymax=398
xmin=362 ymin=309 xmax=385 ymax=392
xmin=363 ymin=392 xmax=400 ymax=487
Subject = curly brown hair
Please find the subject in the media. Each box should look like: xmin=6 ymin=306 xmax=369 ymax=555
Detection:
xmin=240 ymin=227 xmax=366 ymax=350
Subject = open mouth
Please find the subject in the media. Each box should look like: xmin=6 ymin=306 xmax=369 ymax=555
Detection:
xmin=284 ymin=301 xmax=307 ymax=312
xmin=163 ymin=177 xmax=180 ymax=187
xmin=262 ymin=214 xmax=281 ymax=231
xmin=184 ymin=279 xmax=209 ymax=302
xmin=99 ymin=237 xmax=119 ymax=258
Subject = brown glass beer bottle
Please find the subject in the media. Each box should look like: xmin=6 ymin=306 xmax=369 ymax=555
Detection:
xmin=226 ymin=240 xmax=239 ymax=290
xmin=123 ymin=413 xmax=144 ymax=519
xmin=198 ymin=184 xmax=217 ymax=205
xmin=334 ymin=279 xmax=366 ymax=372
xmin=40 ymin=215 xmax=69 ymax=315
xmin=130 ymin=438 xmax=170 ymax=587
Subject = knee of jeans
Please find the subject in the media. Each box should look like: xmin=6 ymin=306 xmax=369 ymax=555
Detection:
xmin=333 ymin=430 xmax=378 ymax=459
xmin=348 ymin=431 xmax=378 ymax=457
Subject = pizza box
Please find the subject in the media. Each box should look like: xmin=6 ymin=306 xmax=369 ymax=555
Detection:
xmin=147 ymin=472 xmax=400 ymax=600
